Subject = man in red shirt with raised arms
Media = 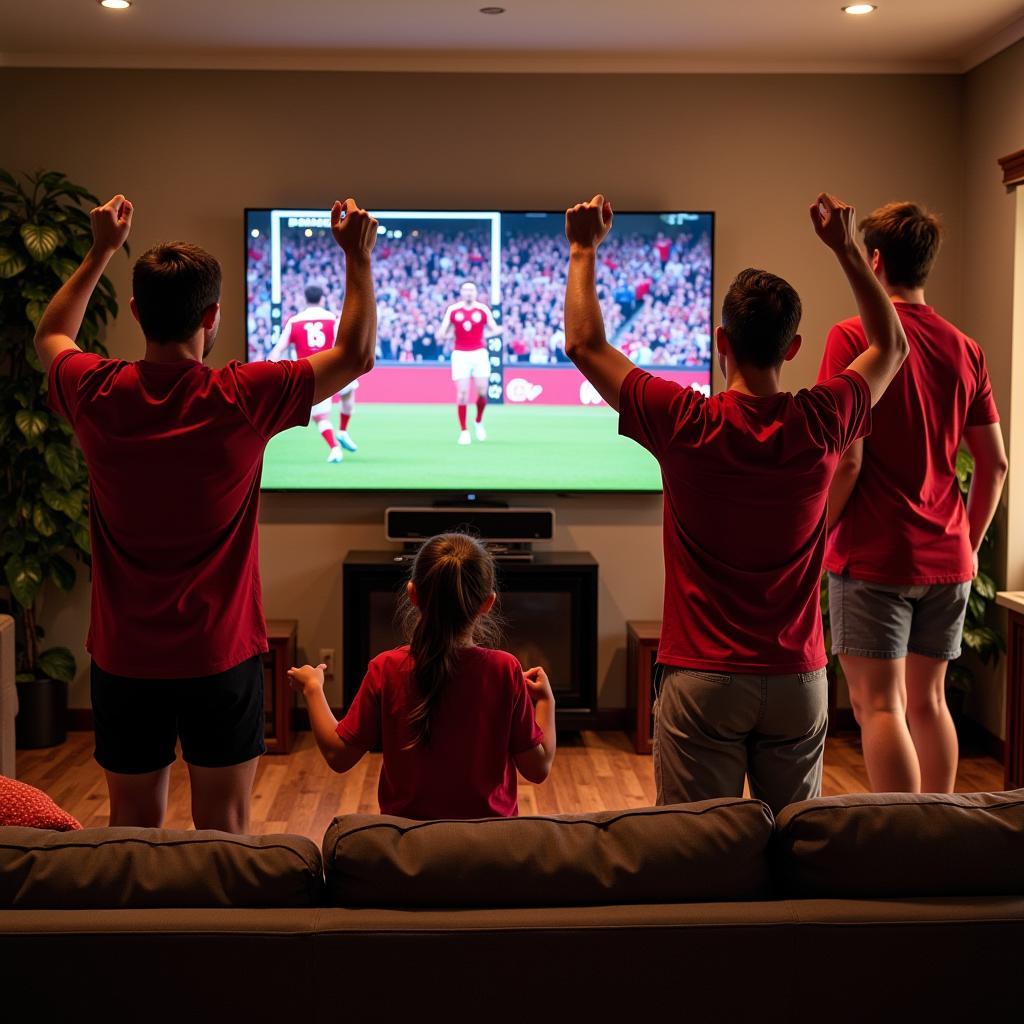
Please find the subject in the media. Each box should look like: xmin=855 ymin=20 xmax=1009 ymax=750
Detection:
xmin=34 ymin=195 xmax=378 ymax=832
xmin=819 ymin=202 xmax=1007 ymax=794
xmin=564 ymin=192 xmax=909 ymax=813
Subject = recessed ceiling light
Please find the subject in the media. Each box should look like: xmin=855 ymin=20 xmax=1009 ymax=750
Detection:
xmin=842 ymin=4 xmax=877 ymax=13
xmin=99 ymin=0 xmax=132 ymax=9
xmin=479 ymin=6 xmax=506 ymax=14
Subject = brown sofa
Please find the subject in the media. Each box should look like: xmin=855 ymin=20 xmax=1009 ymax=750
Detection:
xmin=2 ymin=792 xmax=1022 ymax=1021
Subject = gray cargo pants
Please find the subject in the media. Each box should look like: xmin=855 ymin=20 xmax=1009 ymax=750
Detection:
xmin=653 ymin=667 xmax=828 ymax=816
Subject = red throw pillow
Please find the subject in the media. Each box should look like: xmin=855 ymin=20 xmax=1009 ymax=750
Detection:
xmin=0 ymin=776 xmax=82 ymax=831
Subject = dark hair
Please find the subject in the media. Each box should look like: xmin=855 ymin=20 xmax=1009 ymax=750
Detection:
xmin=400 ymin=533 xmax=500 ymax=747
xmin=304 ymin=284 xmax=324 ymax=304
xmin=860 ymin=201 xmax=943 ymax=289
xmin=721 ymin=268 xmax=802 ymax=370
xmin=132 ymin=243 xmax=222 ymax=344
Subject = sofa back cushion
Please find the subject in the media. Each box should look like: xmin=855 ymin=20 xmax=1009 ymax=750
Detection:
xmin=774 ymin=790 xmax=1024 ymax=897
xmin=0 ymin=826 xmax=324 ymax=908
xmin=323 ymin=800 xmax=774 ymax=908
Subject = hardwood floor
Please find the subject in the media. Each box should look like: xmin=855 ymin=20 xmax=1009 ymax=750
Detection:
xmin=15 ymin=730 xmax=1004 ymax=843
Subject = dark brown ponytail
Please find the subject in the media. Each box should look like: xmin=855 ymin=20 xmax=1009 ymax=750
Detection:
xmin=401 ymin=533 xmax=499 ymax=746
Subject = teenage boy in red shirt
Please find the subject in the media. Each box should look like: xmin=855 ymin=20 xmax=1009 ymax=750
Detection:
xmin=818 ymin=202 xmax=1007 ymax=794
xmin=564 ymin=193 xmax=909 ymax=813
xmin=34 ymin=194 xmax=378 ymax=832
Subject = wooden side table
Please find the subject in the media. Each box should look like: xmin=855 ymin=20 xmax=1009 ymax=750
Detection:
xmin=996 ymin=593 xmax=1023 ymax=789
xmin=626 ymin=620 xmax=661 ymax=755
xmin=264 ymin=619 xmax=297 ymax=755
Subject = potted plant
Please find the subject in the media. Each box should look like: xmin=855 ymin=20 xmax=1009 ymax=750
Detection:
xmin=820 ymin=448 xmax=1005 ymax=731
xmin=0 ymin=169 xmax=122 ymax=748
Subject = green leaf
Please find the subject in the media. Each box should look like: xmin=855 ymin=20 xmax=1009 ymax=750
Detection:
xmin=24 ymin=338 xmax=42 ymax=372
xmin=49 ymin=555 xmax=76 ymax=592
xmin=32 ymin=504 xmax=57 ymax=538
xmin=0 ymin=245 xmax=28 ymax=279
xmin=5 ymin=554 xmax=43 ymax=608
xmin=973 ymin=572 xmax=997 ymax=600
xmin=967 ymin=592 xmax=986 ymax=622
xmin=40 ymin=484 xmax=86 ymax=521
xmin=0 ymin=530 xmax=25 ymax=557
xmin=15 ymin=409 xmax=48 ymax=442
xmin=71 ymin=521 xmax=91 ymax=554
xmin=37 ymin=646 xmax=76 ymax=683
xmin=19 ymin=223 xmax=62 ymax=261
xmin=44 ymin=442 xmax=79 ymax=488
xmin=50 ymin=257 xmax=78 ymax=282
xmin=25 ymin=300 xmax=46 ymax=328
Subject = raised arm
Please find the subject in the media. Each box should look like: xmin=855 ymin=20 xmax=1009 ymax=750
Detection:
xmin=306 ymin=199 xmax=378 ymax=404
xmin=564 ymin=195 xmax=637 ymax=411
xmin=963 ymin=423 xmax=1009 ymax=571
xmin=810 ymin=193 xmax=909 ymax=406
xmin=34 ymin=194 xmax=133 ymax=372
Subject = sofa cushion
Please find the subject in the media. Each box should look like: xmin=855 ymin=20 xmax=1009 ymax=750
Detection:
xmin=0 ymin=776 xmax=81 ymax=831
xmin=0 ymin=826 xmax=324 ymax=909
xmin=323 ymin=799 xmax=775 ymax=908
xmin=774 ymin=790 xmax=1024 ymax=897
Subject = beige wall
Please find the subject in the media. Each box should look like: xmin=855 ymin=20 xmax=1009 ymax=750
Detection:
xmin=961 ymin=37 xmax=1024 ymax=739
xmin=1 ymin=67 xmax=965 ymax=710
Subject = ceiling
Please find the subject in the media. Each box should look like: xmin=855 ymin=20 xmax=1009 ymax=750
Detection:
xmin=2 ymin=0 xmax=1023 ymax=74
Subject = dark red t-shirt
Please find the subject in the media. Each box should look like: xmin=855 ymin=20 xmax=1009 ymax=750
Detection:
xmin=818 ymin=304 xmax=999 ymax=584
xmin=337 ymin=645 xmax=545 ymax=819
xmin=49 ymin=351 xmax=314 ymax=678
xmin=619 ymin=367 xmax=871 ymax=674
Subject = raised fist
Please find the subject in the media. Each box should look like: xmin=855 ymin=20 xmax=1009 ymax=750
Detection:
xmin=331 ymin=198 xmax=378 ymax=259
xmin=90 ymin=194 xmax=133 ymax=253
xmin=565 ymin=194 xmax=613 ymax=251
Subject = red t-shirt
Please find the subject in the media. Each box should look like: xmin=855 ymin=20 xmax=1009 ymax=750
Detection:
xmin=48 ymin=351 xmax=314 ymax=678
xmin=619 ymin=367 xmax=871 ymax=674
xmin=818 ymin=304 xmax=999 ymax=584
xmin=449 ymin=304 xmax=489 ymax=352
xmin=337 ymin=645 xmax=545 ymax=819
xmin=284 ymin=306 xmax=337 ymax=359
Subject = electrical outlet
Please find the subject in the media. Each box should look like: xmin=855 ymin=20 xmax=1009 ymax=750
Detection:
xmin=319 ymin=648 xmax=335 ymax=680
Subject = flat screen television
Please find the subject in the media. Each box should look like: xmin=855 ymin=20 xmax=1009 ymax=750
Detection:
xmin=245 ymin=208 xmax=713 ymax=492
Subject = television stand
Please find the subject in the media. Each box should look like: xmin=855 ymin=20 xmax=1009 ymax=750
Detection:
xmin=343 ymin=550 xmax=599 ymax=728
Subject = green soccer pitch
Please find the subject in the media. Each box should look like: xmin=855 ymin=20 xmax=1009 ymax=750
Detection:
xmin=261 ymin=403 xmax=662 ymax=492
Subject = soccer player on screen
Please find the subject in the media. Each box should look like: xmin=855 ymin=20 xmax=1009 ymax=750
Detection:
xmin=271 ymin=285 xmax=359 ymax=462
xmin=437 ymin=281 xmax=502 ymax=445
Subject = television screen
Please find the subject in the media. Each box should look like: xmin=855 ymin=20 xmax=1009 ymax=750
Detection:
xmin=245 ymin=208 xmax=713 ymax=492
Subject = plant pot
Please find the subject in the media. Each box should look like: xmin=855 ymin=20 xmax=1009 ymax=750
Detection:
xmin=15 ymin=676 xmax=68 ymax=749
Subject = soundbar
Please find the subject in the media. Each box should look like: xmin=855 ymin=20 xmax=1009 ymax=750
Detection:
xmin=385 ymin=506 xmax=555 ymax=544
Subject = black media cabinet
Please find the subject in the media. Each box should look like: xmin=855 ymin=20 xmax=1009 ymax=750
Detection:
xmin=343 ymin=550 xmax=598 ymax=729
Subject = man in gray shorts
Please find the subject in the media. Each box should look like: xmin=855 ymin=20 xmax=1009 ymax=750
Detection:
xmin=819 ymin=202 xmax=1007 ymax=793
xmin=563 ymin=191 xmax=909 ymax=814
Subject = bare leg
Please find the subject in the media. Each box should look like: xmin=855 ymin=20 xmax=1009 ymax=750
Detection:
xmin=105 ymin=766 xmax=172 ymax=828
xmin=187 ymin=757 xmax=260 ymax=834
xmin=842 ymin=654 xmax=920 ymax=793
xmin=905 ymin=653 xmax=958 ymax=793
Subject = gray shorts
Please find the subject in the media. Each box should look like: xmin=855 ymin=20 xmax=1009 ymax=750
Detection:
xmin=827 ymin=573 xmax=971 ymax=662
xmin=653 ymin=667 xmax=828 ymax=817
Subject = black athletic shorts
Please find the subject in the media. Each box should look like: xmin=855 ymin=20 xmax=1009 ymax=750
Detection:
xmin=91 ymin=655 xmax=266 ymax=775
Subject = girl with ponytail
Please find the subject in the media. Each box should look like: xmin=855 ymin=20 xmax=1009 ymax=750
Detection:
xmin=288 ymin=533 xmax=557 ymax=819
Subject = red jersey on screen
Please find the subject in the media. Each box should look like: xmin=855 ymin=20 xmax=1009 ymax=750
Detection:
xmin=48 ymin=351 xmax=314 ymax=678
xmin=336 ymin=645 xmax=544 ymax=819
xmin=619 ymin=367 xmax=871 ymax=674
xmin=818 ymin=303 xmax=999 ymax=584
xmin=284 ymin=306 xmax=337 ymax=359
xmin=449 ymin=303 xmax=490 ymax=352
